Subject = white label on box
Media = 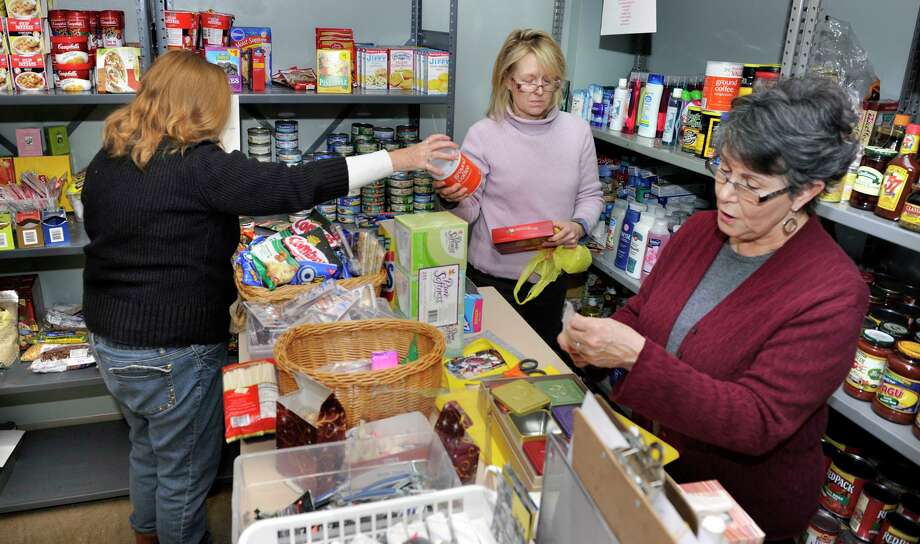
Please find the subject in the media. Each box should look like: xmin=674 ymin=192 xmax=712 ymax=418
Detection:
xmin=419 ymin=264 xmax=460 ymax=327
xmin=22 ymin=229 xmax=38 ymax=246
xmin=0 ymin=232 xmax=8 ymax=249
xmin=48 ymin=226 xmax=64 ymax=243
xmin=440 ymin=227 xmax=466 ymax=259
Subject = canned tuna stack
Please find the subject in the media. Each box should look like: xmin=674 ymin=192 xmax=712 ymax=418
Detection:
xmin=313 ymin=152 xmax=339 ymax=221
xmin=336 ymin=193 xmax=361 ymax=226
xmin=275 ymin=120 xmax=301 ymax=166
xmin=413 ymin=172 xmax=435 ymax=213
xmin=388 ymin=172 xmax=414 ymax=215
xmin=361 ymin=180 xmax=386 ymax=223
xmin=327 ymin=133 xmax=349 ymax=153
xmin=247 ymin=127 xmax=272 ymax=162
xmin=396 ymin=124 xmax=419 ymax=146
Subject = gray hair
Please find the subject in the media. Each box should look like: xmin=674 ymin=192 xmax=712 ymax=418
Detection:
xmin=717 ymin=77 xmax=859 ymax=210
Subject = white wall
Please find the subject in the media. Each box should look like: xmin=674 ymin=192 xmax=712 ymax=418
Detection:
xmin=563 ymin=0 xmax=634 ymax=89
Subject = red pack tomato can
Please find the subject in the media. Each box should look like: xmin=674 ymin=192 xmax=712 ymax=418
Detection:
xmin=873 ymin=512 xmax=920 ymax=544
xmin=801 ymin=508 xmax=844 ymax=544
xmin=199 ymin=11 xmax=234 ymax=48
xmin=850 ymin=482 xmax=901 ymax=541
xmin=48 ymin=10 xmax=70 ymax=36
xmin=819 ymin=451 xmax=877 ymax=519
xmin=900 ymin=493 xmax=920 ymax=522
xmin=164 ymin=10 xmax=199 ymax=50
xmin=99 ymin=10 xmax=125 ymax=48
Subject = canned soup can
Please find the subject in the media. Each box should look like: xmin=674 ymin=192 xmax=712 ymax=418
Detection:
xmin=801 ymin=508 xmax=843 ymax=544
xmin=819 ymin=451 xmax=877 ymax=519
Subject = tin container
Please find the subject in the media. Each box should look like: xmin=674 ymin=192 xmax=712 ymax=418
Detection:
xmin=849 ymin=482 xmax=900 ymax=541
xmin=317 ymin=203 xmax=337 ymax=216
xmin=702 ymin=61 xmax=743 ymax=112
xmin=699 ymin=110 xmax=724 ymax=160
xmin=356 ymin=141 xmax=379 ymax=154
xmin=274 ymin=139 xmax=299 ymax=150
xmin=99 ymin=10 xmax=125 ymax=48
xmin=275 ymin=120 xmax=298 ymax=133
xmin=276 ymin=151 xmax=302 ymax=161
xmin=337 ymin=205 xmax=361 ymax=217
xmin=382 ymin=142 xmax=401 ymax=152
xmin=413 ymin=194 xmax=434 ymax=204
xmin=334 ymin=144 xmax=354 ymax=157
xmin=390 ymin=203 xmax=413 ymax=213
xmin=327 ymin=133 xmax=349 ymax=150
xmin=874 ymin=513 xmax=920 ymax=544
xmin=248 ymin=143 xmax=271 ymax=155
xmin=819 ymin=451 xmax=877 ymax=518
xmin=274 ymin=131 xmax=299 ymax=142
xmin=314 ymin=153 xmax=338 ymax=161
xmin=801 ymin=508 xmax=844 ymax=544
xmin=247 ymin=127 xmax=272 ymax=145
xmin=337 ymin=214 xmax=358 ymax=225
xmin=389 ymin=187 xmax=414 ymax=197
xmin=199 ymin=11 xmax=234 ymax=48
xmin=388 ymin=178 xmax=414 ymax=189
xmin=681 ymin=106 xmax=705 ymax=156
xmin=374 ymin=127 xmax=395 ymax=141
xmin=388 ymin=194 xmax=414 ymax=205
xmin=337 ymin=195 xmax=361 ymax=207
xmin=414 ymin=202 xmax=435 ymax=211
xmin=363 ymin=205 xmax=386 ymax=216
xmin=414 ymin=183 xmax=434 ymax=195
xmin=358 ymin=216 xmax=376 ymax=228
xmin=352 ymin=123 xmax=374 ymax=139
xmin=252 ymin=155 xmax=272 ymax=163
xmin=508 ymin=411 xmax=557 ymax=439
xmin=396 ymin=124 xmax=418 ymax=142
xmin=390 ymin=170 xmax=412 ymax=180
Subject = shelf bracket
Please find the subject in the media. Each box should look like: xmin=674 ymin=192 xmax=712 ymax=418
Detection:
xmin=66 ymin=105 xmax=97 ymax=136
xmin=410 ymin=0 xmax=421 ymax=45
xmin=781 ymin=0 xmax=823 ymax=78
xmin=305 ymin=104 xmax=357 ymax=154
xmin=552 ymin=0 xmax=566 ymax=43
xmin=0 ymin=133 xmax=16 ymax=155
xmin=240 ymin=104 xmax=274 ymax=131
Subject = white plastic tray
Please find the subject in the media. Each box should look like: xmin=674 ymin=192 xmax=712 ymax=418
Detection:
xmin=237 ymin=485 xmax=495 ymax=544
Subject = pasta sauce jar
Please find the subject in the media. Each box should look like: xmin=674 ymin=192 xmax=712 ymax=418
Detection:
xmin=851 ymin=147 xmax=898 ymax=211
xmin=846 ymin=329 xmax=896 ymax=401
xmin=819 ymin=451 xmax=877 ymax=518
xmin=873 ymin=340 xmax=920 ymax=423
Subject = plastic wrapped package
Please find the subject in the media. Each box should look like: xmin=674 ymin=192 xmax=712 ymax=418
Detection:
xmin=0 ymin=290 xmax=19 ymax=367
xmin=808 ymin=16 xmax=880 ymax=104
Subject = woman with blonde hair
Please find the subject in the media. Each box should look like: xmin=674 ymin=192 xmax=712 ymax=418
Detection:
xmin=437 ymin=28 xmax=603 ymax=356
xmin=83 ymin=50 xmax=455 ymax=544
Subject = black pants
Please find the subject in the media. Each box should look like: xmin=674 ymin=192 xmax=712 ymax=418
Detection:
xmin=467 ymin=265 xmax=569 ymax=361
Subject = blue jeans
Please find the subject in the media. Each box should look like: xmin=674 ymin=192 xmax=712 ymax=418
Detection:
xmin=90 ymin=334 xmax=227 ymax=544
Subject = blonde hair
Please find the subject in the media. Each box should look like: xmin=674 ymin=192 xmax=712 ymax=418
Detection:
xmin=102 ymin=50 xmax=231 ymax=170
xmin=488 ymin=29 xmax=566 ymax=121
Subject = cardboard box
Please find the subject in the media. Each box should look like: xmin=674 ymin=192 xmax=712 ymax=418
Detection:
xmin=0 ymin=211 xmax=13 ymax=251
xmin=679 ymin=481 xmax=765 ymax=544
xmin=317 ymin=48 xmax=351 ymax=94
xmin=205 ymin=46 xmax=242 ymax=93
xmin=15 ymin=127 xmax=42 ymax=156
xmin=464 ymin=292 xmax=483 ymax=334
xmin=362 ymin=47 xmax=388 ymax=90
xmin=425 ymin=50 xmax=449 ymax=95
xmin=44 ymin=125 xmax=68 ymax=156
xmin=377 ymin=219 xmax=399 ymax=309
xmin=0 ymin=157 xmax=14 ymax=184
xmin=394 ymin=211 xmax=467 ymax=272
xmin=491 ymin=220 xmax=555 ymax=254
xmin=651 ymin=179 xmax=707 ymax=198
xmin=40 ymin=208 xmax=68 ymax=246
xmin=96 ymin=47 xmax=141 ymax=93
xmin=388 ymin=47 xmax=413 ymax=90
xmin=10 ymin=53 xmax=48 ymax=92
xmin=230 ymin=27 xmax=271 ymax=89
xmin=5 ymin=0 xmax=48 ymax=19
xmin=12 ymin=155 xmax=74 ymax=210
xmin=14 ymin=209 xmax=42 ymax=248
xmin=5 ymin=17 xmax=45 ymax=56
xmin=0 ymin=54 xmax=11 ymax=93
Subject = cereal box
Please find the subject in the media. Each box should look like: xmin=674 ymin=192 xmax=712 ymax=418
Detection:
xmin=205 ymin=46 xmax=242 ymax=93
xmin=388 ymin=47 xmax=413 ymax=91
xmin=230 ymin=27 xmax=271 ymax=89
xmin=316 ymin=48 xmax=351 ymax=94
xmin=96 ymin=47 xmax=141 ymax=93
xmin=426 ymin=51 xmax=449 ymax=94
xmin=362 ymin=47 xmax=387 ymax=90
xmin=5 ymin=0 xmax=44 ymax=19
xmin=6 ymin=17 xmax=45 ymax=56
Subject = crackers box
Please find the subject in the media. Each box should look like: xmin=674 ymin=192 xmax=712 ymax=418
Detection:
xmin=96 ymin=47 xmax=141 ymax=93
xmin=387 ymin=47 xmax=413 ymax=91
xmin=316 ymin=48 xmax=351 ymax=94
xmin=205 ymin=46 xmax=242 ymax=93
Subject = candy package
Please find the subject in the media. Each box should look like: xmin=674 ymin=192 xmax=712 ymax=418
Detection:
xmin=445 ymin=349 xmax=506 ymax=380
xmin=250 ymin=237 xmax=299 ymax=289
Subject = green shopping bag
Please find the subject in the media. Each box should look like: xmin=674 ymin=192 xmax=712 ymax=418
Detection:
xmin=513 ymin=245 xmax=592 ymax=305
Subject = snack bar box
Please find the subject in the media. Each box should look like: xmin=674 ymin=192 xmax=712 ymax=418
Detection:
xmin=491 ymin=220 xmax=555 ymax=254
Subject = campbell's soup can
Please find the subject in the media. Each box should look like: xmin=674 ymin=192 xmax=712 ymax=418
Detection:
xmin=800 ymin=508 xmax=844 ymax=544
xmin=99 ymin=10 xmax=125 ymax=48
xmin=702 ymin=61 xmax=743 ymax=112
xmin=48 ymin=10 xmax=70 ymax=36
xmin=872 ymin=513 xmax=920 ymax=544
xmin=819 ymin=451 xmax=877 ymax=518
xmin=199 ymin=11 xmax=234 ymax=48
xmin=66 ymin=10 xmax=93 ymax=38
xmin=850 ymin=482 xmax=900 ymax=541
xmin=431 ymin=152 xmax=481 ymax=194
xmin=164 ymin=10 xmax=199 ymax=50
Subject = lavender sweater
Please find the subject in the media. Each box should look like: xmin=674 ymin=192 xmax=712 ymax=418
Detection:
xmin=450 ymin=107 xmax=604 ymax=280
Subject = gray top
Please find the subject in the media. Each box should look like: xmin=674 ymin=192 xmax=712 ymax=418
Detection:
xmin=666 ymin=242 xmax=773 ymax=354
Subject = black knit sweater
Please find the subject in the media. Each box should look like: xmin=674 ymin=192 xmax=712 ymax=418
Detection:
xmin=82 ymin=142 xmax=349 ymax=347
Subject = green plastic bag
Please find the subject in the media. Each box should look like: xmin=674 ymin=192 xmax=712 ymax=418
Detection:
xmin=513 ymin=245 xmax=592 ymax=305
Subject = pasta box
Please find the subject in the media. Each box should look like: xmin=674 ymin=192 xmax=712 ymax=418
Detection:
xmin=491 ymin=220 xmax=555 ymax=254
xmin=95 ymin=47 xmax=141 ymax=93
xmin=205 ymin=46 xmax=242 ymax=93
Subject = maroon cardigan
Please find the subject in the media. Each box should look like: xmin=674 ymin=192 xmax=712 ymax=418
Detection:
xmin=611 ymin=211 xmax=868 ymax=539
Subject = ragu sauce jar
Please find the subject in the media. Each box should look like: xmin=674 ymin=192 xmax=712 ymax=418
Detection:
xmin=846 ymin=329 xmax=896 ymax=401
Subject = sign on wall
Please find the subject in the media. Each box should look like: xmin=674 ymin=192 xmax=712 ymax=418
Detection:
xmin=601 ymin=0 xmax=656 ymax=35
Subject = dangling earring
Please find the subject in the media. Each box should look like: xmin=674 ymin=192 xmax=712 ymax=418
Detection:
xmin=782 ymin=209 xmax=799 ymax=235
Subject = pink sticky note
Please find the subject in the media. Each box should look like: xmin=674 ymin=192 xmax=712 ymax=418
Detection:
xmin=371 ymin=350 xmax=399 ymax=371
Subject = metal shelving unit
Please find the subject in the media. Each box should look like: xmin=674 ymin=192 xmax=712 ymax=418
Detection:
xmin=0 ymin=363 xmax=103 ymax=396
xmin=238 ymin=87 xmax=451 ymax=105
xmin=0 ymin=222 xmax=89 ymax=260
xmin=827 ymin=387 xmax=920 ymax=464
xmin=814 ymin=201 xmax=920 ymax=253
xmin=0 ymin=91 xmax=135 ymax=106
xmin=592 ymin=250 xmax=641 ymax=293
xmin=592 ymin=129 xmax=713 ymax=178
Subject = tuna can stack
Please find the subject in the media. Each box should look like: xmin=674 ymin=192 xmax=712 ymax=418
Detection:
xmin=247 ymin=127 xmax=272 ymax=163
xmin=274 ymin=120 xmax=301 ymax=167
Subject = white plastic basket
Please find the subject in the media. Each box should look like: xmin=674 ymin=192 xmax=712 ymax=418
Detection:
xmin=237 ymin=485 xmax=495 ymax=544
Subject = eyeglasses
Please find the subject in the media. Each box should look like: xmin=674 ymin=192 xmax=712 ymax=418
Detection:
xmin=511 ymin=78 xmax=562 ymax=93
xmin=705 ymin=159 xmax=790 ymax=205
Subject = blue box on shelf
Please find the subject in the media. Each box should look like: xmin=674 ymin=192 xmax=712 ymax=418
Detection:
xmin=41 ymin=209 xmax=69 ymax=247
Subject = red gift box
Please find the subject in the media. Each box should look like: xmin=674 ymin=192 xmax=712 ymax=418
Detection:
xmin=491 ymin=220 xmax=556 ymax=254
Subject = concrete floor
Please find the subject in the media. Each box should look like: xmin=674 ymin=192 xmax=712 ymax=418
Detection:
xmin=0 ymin=485 xmax=233 ymax=544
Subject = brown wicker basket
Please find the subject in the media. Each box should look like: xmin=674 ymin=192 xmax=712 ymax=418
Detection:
xmin=234 ymin=265 xmax=387 ymax=304
xmin=273 ymin=319 xmax=446 ymax=427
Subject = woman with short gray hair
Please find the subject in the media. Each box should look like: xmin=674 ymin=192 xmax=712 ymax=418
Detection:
xmin=558 ymin=78 xmax=867 ymax=541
